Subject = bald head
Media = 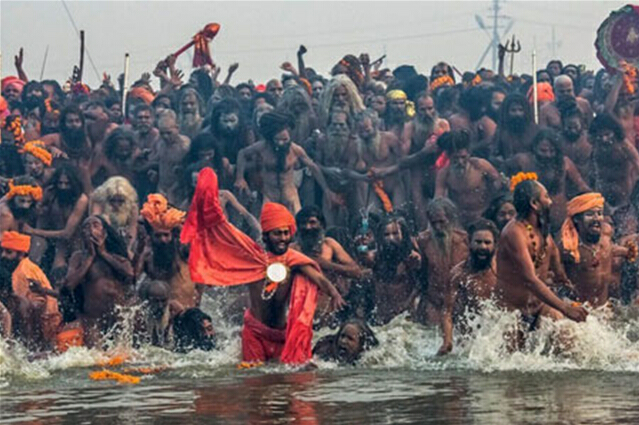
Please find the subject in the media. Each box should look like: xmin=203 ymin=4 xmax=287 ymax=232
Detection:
xmin=554 ymin=75 xmax=574 ymax=102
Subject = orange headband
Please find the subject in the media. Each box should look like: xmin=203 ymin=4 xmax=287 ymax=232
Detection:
xmin=6 ymin=180 xmax=43 ymax=201
xmin=510 ymin=172 xmax=538 ymax=192
xmin=21 ymin=141 xmax=52 ymax=166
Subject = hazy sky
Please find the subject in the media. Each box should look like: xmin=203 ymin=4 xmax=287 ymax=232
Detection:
xmin=0 ymin=1 xmax=629 ymax=88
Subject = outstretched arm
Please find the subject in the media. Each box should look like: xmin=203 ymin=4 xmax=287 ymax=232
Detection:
xmin=298 ymin=264 xmax=346 ymax=312
xmin=27 ymin=195 xmax=89 ymax=240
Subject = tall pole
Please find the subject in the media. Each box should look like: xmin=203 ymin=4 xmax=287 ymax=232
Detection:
xmin=78 ymin=30 xmax=85 ymax=82
xmin=121 ymin=53 xmax=130 ymax=122
xmin=492 ymin=0 xmax=500 ymax=71
xmin=532 ymin=50 xmax=539 ymax=125
xmin=39 ymin=45 xmax=50 ymax=80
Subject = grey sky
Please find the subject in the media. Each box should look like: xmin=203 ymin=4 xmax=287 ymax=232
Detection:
xmin=0 ymin=1 xmax=628 ymax=88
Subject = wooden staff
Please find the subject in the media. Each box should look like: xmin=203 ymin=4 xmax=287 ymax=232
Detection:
xmin=121 ymin=53 xmax=130 ymax=119
xmin=532 ymin=50 xmax=539 ymax=124
xmin=79 ymin=30 xmax=85 ymax=82
xmin=39 ymin=45 xmax=49 ymax=80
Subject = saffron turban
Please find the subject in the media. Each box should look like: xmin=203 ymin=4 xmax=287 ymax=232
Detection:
xmin=1 ymin=76 xmax=26 ymax=93
xmin=260 ymin=203 xmax=296 ymax=236
xmin=21 ymin=141 xmax=52 ymax=166
xmin=140 ymin=194 xmax=185 ymax=231
xmin=560 ymin=193 xmax=605 ymax=263
xmin=129 ymin=87 xmax=155 ymax=105
xmin=1 ymin=231 xmax=31 ymax=253
xmin=528 ymin=82 xmax=555 ymax=104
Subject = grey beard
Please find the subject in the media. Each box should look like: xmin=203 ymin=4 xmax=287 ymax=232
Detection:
xmin=434 ymin=231 xmax=452 ymax=257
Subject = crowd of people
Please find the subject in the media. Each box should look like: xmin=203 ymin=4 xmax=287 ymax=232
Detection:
xmin=1 ymin=40 xmax=639 ymax=364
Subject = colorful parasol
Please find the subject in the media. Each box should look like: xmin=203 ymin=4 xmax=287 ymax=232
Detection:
xmin=596 ymin=5 xmax=639 ymax=71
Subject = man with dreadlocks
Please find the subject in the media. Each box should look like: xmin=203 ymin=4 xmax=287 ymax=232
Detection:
xmin=492 ymin=93 xmax=539 ymax=165
xmin=235 ymin=111 xmax=339 ymax=214
xmin=318 ymin=75 xmax=365 ymax=129
xmin=65 ymin=216 xmax=134 ymax=347
xmin=177 ymin=87 xmax=204 ymax=140
xmin=495 ymin=174 xmax=587 ymax=344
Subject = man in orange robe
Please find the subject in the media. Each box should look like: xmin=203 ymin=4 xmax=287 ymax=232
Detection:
xmin=181 ymin=168 xmax=345 ymax=364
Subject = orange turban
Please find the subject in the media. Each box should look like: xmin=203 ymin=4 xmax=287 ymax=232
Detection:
xmin=1 ymin=76 xmax=26 ymax=93
xmin=6 ymin=180 xmax=43 ymax=201
xmin=560 ymin=193 xmax=605 ymax=263
xmin=528 ymin=82 xmax=555 ymax=104
xmin=260 ymin=203 xmax=296 ymax=236
xmin=21 ymin=141 xmax=52 ymax=166
xmin=140 ymin=194 xmax=186 ymax=231
xmin=1 ymin=231 xmax=31 ymax=253
xmin=129 ymin=87 xmax=155 ymax=105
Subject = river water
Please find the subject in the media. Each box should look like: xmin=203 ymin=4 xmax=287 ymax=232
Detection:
xmin=3 ymin=301 xmax=639 ymax=424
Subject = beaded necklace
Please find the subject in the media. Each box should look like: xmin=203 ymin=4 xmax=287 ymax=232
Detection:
xmin=523 ymin=221 xmax=547 ymax=268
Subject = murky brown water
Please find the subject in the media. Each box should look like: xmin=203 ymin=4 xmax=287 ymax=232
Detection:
xmin=3 ymin=368 xmax=639 ymax=424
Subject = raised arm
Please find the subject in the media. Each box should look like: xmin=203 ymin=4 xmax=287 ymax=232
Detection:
xmin=65 ymin=250 xmax=93 ymax=290
xmin=297 ymin=45 xmax=308 ymax=79
xmin=223 ymin=63 xmax=239 ymax=86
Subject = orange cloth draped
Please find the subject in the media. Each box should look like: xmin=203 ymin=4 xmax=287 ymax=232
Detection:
xmin=128 ymin=87 xmax=155 ymax=105
xmin=528 ymin=82 xmax=555 ymax=104
xmin=1 ymin=231 xmax=31 ymax=252
xmin=12 ymin=258 xmax=62 ymax=342
xmin=242 ymin=309 xmax=286 ymax=362
xmin=180 ymin=168 xmax=319 ymax=364
xmin=560 ymin=193 xmax=605 ymax=263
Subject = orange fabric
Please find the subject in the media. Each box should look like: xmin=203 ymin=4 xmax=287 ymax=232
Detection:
xmin=140 ymin=193 xmax=186 ymax=231
xmin=0 ymin=96 xmax=7 ymax=113
xmin=528 ymin=82 xmax=555 ymax=104
xmin=1 ymin=231 xmax=31 ymax=252
xmin=12 ymin=258 xmax=62 ymax=342
xmin=180 ymin=168 xmax=319 ymax=364
xmin=260 ymin=202 xmax=297 ymax=236
xmin=1 ymin=76 xmax=26 ymax=93
xmin=128 ymin=87 xmax=155 ymax=105
xmin=242 ymin=309 xmax=286 ymax=362
xmin=6 ymin=180 xmax=43 ymax=201
xmin=21 ymin=141 xmax=52 ymax=166
xmin=56 ymin=323 xmax=84 ymax=353
xmin=560 ymin=193 xmax=605 ymax=263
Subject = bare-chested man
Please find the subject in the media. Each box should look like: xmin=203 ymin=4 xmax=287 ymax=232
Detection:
xmin=177 ymin=87 xmax=204 ymax=140
xmin=156 ymin=110 xmax=190 ymax=205
xmin=132 ymin=104 xmax=160 ymax=156
xmin=353 ymin=109 xmax=406 ymax=208
xmin=415 ymin=198 xmax=469 ymax=326
xmin=440 ymin=219 xmax=499 ymax=355
xmin=24 ymin=165 xmax=88 ymax=272
xmin=435 ymin=130 xmax=502 ymax=226
xmin=559 ymin=193 xmax=634 ymax=308
xmin=603 ymin=72 xmax=638 ymax=147
xmin=506 ymin=128 xmax=590 ymax=232
xmin=91 ymin=128 xmax=139 ymax=186
xmin=590 ymin=114 xmax=639 ymax=209
xmin=207 ymin=98 xmax=252 ymax=180
xmin=291 ymin=206 xmax=362 ymax=324
xmin=0 ymin=176 xmax=41 ymax=238
xmin=383 ymin=90 xmax=411 ymax=139
xmin=560 ymin=102 xmax=593 ymax=183
xmin=494 ymin=177 xmax=587 ymax=342
xmin=136 ymin=194 xmax=202 ymax=309
xmin=539 ymin=75 xmax=593 ymax=131
xmin=492 ymin=93 xmax=539 ymax=164
xmin=370 ymin=215 xmax=421 ymax=324
xmin=235 ymin=111 xmax=338 ymax=214
xmin=65 ymin=216 xmax=134 ymax=347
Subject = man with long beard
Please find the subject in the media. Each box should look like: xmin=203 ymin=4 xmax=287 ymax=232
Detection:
xmin=0 ymin=176 xmax=41 ymax=239
xmin=23 ymin=165 xmax=88 ymax=273
xmin=42 ymin=105 xmax=93 ymax=193
xmin=207 ymin=98 xmax=252 ymax=174
xmin=291 ymin=206 xmax=362 ymax=325
xmin=235 ymin=111 xmax=338 ymax=214
xmin=383 ymin=90 xmax=411 ymax=140
xmin=136 ymin=194 xmax=202 ymax=309
xmin=65 ymin=216 xmax=134 ymax=347
xmin=371 ymin=215 xmax=421 ymax=325
xmin=560 ymin=102 xmax=592 ymax=182
xmin=133 ymin=104 xmax=160 ymax=156
xmin=435 ymin=130 xmax=502 ymax=226
xmin=178 ymin=88 xmax=204 ymax=140
xmin=559 ymin=193 xmax=636 ymax=308
xmin=415 ymin=198 xmax=469 ymax=326
xmin=492 ymin=93 xmax=539 ymax=164
xmin=1 ymin=231 xmax=61 ymax=351
xmin=439 ymin=219 xmax=499 ymax=355
xmin=495 ymin=175 xmax=587 ymax=344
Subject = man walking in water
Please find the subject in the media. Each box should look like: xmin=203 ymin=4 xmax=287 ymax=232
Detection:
xmin=181 ymin=168 xmax=345 ymax=364
xmin=494 ymin=173 xmax=587 ymax=337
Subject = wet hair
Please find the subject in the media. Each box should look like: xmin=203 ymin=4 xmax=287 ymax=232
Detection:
xmin=49 ymin=163 xmax=84 ymax=203
xmin=484 ymin=193 xmax=514 ymax=223
xmin=173 ymin=308 xmax=216 ymax=352
xmin=427 ymin=197 xmax=459 ymax=225
xmin=59 ymin=104 xmax=86 ymax=132
xmin=437 ymin=130 xmax=470 ymax=155
xmin=259 ymin=111 xmax=295 ymax=143
xmin=467 ymin=218 xmax=499 ymax=243
xmin=138 ymin=280 xmax=170 ymax=300
xmin=86 ymin=215 xmax=129 ymax=259
xmin=336 ymin=318 xmax=379 ymax=360
xmin=295 ymin=205 xmax=326 ymax=230
xmin=104 ymin=127 xmax=136 ymax=160
xmin=589 ymin=113 xmax=625 ymax=142
xmin=513 ymin=179 xmax=542 ymax=218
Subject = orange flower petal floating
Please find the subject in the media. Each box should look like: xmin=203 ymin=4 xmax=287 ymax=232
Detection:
xmin=89 ymin=370 xmax=140 ymax=385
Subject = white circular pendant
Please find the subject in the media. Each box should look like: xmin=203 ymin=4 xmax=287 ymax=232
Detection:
xmin=266 ymin=262 xmax=288 ymax=283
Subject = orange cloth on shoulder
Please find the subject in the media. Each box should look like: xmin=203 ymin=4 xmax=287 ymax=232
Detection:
xmin=180 ymin=168 xmax=318 ymax=364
